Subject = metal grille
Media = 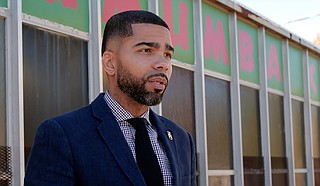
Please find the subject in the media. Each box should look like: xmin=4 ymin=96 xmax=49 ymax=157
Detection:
xmin=0 ymin=146 xmax=12 ymax=186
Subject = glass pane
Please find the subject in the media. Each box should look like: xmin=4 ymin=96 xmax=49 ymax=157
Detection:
xmin=292 ymin=100 xmax=306 ymax=168
xmin=240 ymin=85 xmax=264 ymax=185
xmin=205 ymin=76 xmax=233 ymax=169
xmin=209 ymin=176 xmax=233 ymax=186
xmin=23 ymin=25 xmax=88 ymax=164
xmin=269 ymin=94 xmax=286 ymax=157
xmin=316 ymin=173 xmax=320 ymax=186
xmin=0 ymin=18 xmax=11 ymax=186
xmin=268 ymin=94 xmax=288 ymax=186
xmin=312 ymin=105 xmax=320 ymax=158
xmin=295 ymin=173 xmax=307 ymax=186
xmin=162 ymin=66 xmax=195 ymax=138
xmin=272 ymin=173 xmax=288 ymax=186
xmin=0 ymin=18 xmax=5 ymax=146
xmin=244 ymin=173 xmax=264 ymax=186
xmin=312 ymin=105 xmax=320 ymax=186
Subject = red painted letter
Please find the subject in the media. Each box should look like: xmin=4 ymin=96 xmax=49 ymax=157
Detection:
xmin=204 ymin=16 xmax=229 ymax=65
xmin=309 ymin=64 xmax=317 ymax=94
xmin=102 ymin=0 xmax=140 ymax=22
xmin=163 ymin=0 xmax=188 ymax=50
xmin=267 ymin=44 xmax=282 ymax=82
xmin=47 ymin=0 xmax=77 ymax=9
xmin=239 ymin=31 xmax=254 ymax=72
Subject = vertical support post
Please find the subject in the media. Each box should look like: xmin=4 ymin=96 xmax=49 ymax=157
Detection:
xmin=282 ymin=39 xmax=295 ymax=186
xmin=258 ymin=26 xmax=272 ymax=186
xmin=229 ymin=11 xmax=244 ymax=186
xmin=148 ymin=0 xmax=159 ymax=15
xmin=6 ymin=0 xmax=25 ymax=185
xmin=302 ymin=49 xmax=315 ymax=186
xmin=88 ymin=0 xmax=103 ymax=102
xmin=193 ymin=0 xmax=208 ymax=185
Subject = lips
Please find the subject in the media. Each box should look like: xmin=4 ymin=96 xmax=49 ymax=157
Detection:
xmin=147 ymin=76 xmax=168 ymax=91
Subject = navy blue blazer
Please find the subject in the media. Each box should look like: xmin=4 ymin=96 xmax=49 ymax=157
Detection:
xmin=24 ymin=93 xmax=196 ymax=186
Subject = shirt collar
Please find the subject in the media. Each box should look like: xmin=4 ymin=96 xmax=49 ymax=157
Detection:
xmin=104 ymin=91 xmax=150 ymax=123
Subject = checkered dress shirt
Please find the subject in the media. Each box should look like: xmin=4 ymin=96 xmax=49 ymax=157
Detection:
xmin=104 ymin=92 xmax=173 ymax=185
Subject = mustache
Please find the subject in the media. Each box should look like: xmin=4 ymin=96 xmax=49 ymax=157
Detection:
xmin=146 ymin=73 xmax=168 ymax=82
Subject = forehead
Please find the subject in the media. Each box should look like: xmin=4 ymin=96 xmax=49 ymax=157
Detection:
xmin=129 ymin=23 xmax=172 ymax=45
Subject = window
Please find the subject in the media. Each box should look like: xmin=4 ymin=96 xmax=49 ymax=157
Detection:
xmin=240 ymin=85 xmax=263 ymax=185
xmin=268 ymin=93 xmax=287 ymax=186
xmin=0 ymin=17 xmax=11 ymax=186
xmin=209 ymin=176 xmax=233 ymax=186
xmin=292 ymin=100 xmax=306 ymax=168
xmin=162 ymin=66 xmax=195 ymax=138
xmin=0 ymin=18 xmax=5 ymax=149
xmin=205 ymin=76 xmax=233 ymax=185
xmin=295 ymin=173 xmax=307 ymax=186
xmin=312 ymin=105 xmax=320 ymax=185
xmin=205 ymin=76 xmax=233 ymax=170
xmin=292 ymin=99 xmax=307 ymax=186
xmin=23 ymin=25 xmax=88 ymax=164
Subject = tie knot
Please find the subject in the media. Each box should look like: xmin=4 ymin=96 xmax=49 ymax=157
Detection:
xmin=127 ymin=118 xmax=148 ymax=131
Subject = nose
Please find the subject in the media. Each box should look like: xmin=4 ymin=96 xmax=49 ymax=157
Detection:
xmin=153 ymin=54 xmax=171 ymax=72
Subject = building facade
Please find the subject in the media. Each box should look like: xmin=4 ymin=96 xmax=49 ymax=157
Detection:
xmin=0 ymin=0 xmax=319 ymax=185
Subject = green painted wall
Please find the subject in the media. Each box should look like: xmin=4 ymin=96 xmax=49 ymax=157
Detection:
xmin=101 ymin=0 xmax=148 ymax=30
xmin=23 ymin=0 xmax=89 ymax=32
xmin=237 ymin=20 xmax=260 ymax=84
xmin=309 ymin=55 xmax=320 ymax=101
xmin=289 ymin=45 xmax=304 ymax=97
xmin=266 ymin=33 xmax=284 ymax=91
xmin=202 ymin=2 xmax=230 ymax=76
xmin=0 ymin=0 xmax=7 ymax=8
xmin=159 ymin=0 xmax=194 ymax=64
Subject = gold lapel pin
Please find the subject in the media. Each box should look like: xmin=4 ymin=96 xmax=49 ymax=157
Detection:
xmin=167 ymin=131 xmax=173 ymax=141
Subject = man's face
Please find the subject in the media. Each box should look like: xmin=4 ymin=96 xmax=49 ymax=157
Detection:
xmin=116 ymin=59 xmax=168 ymax=106
xmin=115 ymin=23 xmax=174 ymax=106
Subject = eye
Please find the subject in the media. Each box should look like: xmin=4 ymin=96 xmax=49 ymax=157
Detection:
xmin=164 ymin=53 xmax=172 ymax=60
xmin=140 ymin=48 xmax=152 ymax=53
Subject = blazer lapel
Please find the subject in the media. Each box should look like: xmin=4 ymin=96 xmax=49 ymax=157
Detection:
xmin=150 ymin=110 xmax=180 ymax=186
xmin=91 ymin=94 xmax=145 ymax=186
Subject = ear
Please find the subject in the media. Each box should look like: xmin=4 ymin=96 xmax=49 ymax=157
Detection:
xmin=102 ymin=50 xmax=116 ymax=76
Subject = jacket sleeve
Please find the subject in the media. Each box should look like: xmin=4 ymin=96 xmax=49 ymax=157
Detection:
xmin=24 ymin=119 xmax=75 ymax=186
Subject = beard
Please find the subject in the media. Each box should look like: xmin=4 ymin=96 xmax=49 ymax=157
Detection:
xmin=116 ymin=61 xmax=168 ymax=106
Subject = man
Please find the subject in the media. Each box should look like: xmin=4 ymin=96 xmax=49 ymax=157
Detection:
xmin=24 ymin=10 xmax=196 ymax=186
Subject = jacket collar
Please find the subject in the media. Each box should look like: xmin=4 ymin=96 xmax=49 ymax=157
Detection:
xmin=149 ymin=110 xmax=180 ymax=186
xmin=91 ymin=93 xmax=145 ymax=185
xmin=91 ymin=93 xmax=179 ymax=186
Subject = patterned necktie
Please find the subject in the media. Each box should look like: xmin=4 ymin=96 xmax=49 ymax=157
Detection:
xmin=127 ymin=118 xmax=164 ymax=186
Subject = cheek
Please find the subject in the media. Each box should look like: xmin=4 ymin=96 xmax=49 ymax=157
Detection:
xmin=117 ymin=59 xmax=146 ymax=79
xmin=167 ymin=65 xmax=173 ymax=80
xmin=119 ymin=51 xmax=145 ymax=68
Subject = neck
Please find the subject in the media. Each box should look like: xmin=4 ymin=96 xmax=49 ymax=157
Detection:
xmin=107 ymin=89 xmax=149 ymax=117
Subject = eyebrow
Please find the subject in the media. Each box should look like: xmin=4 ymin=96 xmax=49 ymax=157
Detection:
xmin=166 ymin=44 xmax=175 ymax=53
xmin=134 ymin=42 xmax=174 ymax=53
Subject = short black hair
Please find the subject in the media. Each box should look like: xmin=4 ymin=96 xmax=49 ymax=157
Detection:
xmin=101 ymin=10 xmax=169 ymax=56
